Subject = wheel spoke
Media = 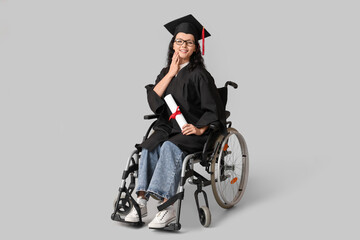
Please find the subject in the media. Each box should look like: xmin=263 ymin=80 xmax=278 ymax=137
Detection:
xmin=211 ymin=129 xmax=249 ymax=208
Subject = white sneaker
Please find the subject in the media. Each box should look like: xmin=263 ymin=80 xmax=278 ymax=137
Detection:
xmin=124 ymin=198 xmax=147 ymax=223
xmin=148 ymin=206 xmax=176 ymax=229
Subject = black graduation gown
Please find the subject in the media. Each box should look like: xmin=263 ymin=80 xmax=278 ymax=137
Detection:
xmin=139 ymin=64 xmax=226 ymax=154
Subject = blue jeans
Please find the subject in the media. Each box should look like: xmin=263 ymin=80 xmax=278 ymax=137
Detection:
xmin=136 ymin=141 xmax=185 ymax=200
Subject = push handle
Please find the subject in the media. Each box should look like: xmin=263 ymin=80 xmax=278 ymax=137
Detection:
xmin=143 ymin=114 xmax=159 ymax=120
xmin=225 ymin=81 xmax=238 ymax=89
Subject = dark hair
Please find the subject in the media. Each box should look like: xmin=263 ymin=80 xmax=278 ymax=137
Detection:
xmin=166 ymin=36 xmax=205 ymax=71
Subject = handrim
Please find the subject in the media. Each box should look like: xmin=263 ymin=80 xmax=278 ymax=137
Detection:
xmin=211 ymin=128 xmax=249 ymax=209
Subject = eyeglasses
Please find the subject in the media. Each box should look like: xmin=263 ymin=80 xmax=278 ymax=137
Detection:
xmin=174 ymin=38 xmax=195 ymax=46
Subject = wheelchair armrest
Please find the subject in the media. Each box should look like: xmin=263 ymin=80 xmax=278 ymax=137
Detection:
xmin=143 ymin=114 xmax=159 ymax=120
xmin=209 ymin=122 xmax=221 ymax=131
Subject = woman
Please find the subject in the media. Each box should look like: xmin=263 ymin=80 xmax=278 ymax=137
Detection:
xmin=125 ymin=14 xmax=225 ymax=229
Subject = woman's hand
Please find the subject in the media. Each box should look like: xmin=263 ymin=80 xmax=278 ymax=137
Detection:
xmin=168 ymin=52 xmax=180 ymax=78
xmin=182 ymin=124 xmax=209 ymax=136
xmin=153 ymin=52 xmax=179 ymax=97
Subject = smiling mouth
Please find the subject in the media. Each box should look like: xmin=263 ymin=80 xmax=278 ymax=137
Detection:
xmin=180 ymin=49 xmax=188 ymax=53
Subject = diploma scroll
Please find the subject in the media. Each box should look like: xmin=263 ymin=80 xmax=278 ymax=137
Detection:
xmin=164 ymin=94 xmax=187 ymax=130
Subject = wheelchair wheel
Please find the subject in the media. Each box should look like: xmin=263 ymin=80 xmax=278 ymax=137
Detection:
xmin=113 ymin=193 xmax=133 ymax=216
xmin=211 ymin=128 xmax=249 ymax=209
xmin=113 ymin=150 xmax=138 ymax=216
xmin=199 ymin=206 xmax=211 ymax=227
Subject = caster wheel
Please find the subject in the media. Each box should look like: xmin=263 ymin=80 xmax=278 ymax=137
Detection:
xmin=113 ymin=196 xmax=132 ymax=215
xmin=199 ymin=206 xmax=211 ymax=227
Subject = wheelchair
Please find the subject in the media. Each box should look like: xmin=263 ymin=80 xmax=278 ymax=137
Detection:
xmin=111 ymin=81 xmax=249 ymax=231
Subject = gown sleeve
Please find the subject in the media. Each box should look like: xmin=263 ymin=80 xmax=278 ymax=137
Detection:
xmin=145 ymin=68 xmax=168 ymax=114
xmin=194 ymin=71 xmax=225 ymax=128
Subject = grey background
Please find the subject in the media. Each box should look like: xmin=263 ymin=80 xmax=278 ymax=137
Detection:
xmin=1 ymin=0 xmax=359 ymax=239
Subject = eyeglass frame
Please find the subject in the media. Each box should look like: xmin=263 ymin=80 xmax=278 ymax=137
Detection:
xmin=174 ymin=38 xmax=196 ymax=47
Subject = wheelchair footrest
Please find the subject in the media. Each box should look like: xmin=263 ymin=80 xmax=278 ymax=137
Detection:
xmin=149 ymin=223 xmax=181 ymax=231
xmin=163 ymin=222 xmax=181 ymax=231
xmin=111 ymin=212 xmax=144 ymax=227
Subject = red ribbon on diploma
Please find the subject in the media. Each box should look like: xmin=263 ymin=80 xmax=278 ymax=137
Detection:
xmin=169 ymin=106 xmax=182 ymax=121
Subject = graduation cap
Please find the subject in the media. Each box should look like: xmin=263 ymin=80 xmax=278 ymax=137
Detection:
xmin=164 ymin=14 xmax=211 ymax=55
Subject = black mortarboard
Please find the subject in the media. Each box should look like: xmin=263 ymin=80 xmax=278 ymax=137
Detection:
xmin=164 ymin=14 xmax=211 ymax=55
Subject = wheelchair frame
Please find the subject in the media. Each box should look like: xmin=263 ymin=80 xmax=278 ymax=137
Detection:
xmin=111 ymin=81 xmax=249 ymax=231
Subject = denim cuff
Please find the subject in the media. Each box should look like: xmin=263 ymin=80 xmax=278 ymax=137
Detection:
xmin=146 ymin=190 xmax=169 ymax=202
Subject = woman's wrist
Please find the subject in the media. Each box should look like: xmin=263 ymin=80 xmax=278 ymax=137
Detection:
xmin=201 ymin=126 xmax=209 ymax=134
xmin=166 ymin=71 xmax=175 ymax=78
xmin=198 ymin=126 xmax=209 ymax=135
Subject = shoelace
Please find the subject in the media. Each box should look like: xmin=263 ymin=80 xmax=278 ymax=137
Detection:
xmin=156 ymin=210 xmax=168 ymax=221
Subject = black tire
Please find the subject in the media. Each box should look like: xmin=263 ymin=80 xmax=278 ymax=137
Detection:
xmin=113 ymin=193 xmax=133 ymax=215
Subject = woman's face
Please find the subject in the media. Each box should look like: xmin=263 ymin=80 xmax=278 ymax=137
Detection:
xmin=173 ymin=32 xmax=196 ymax=62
